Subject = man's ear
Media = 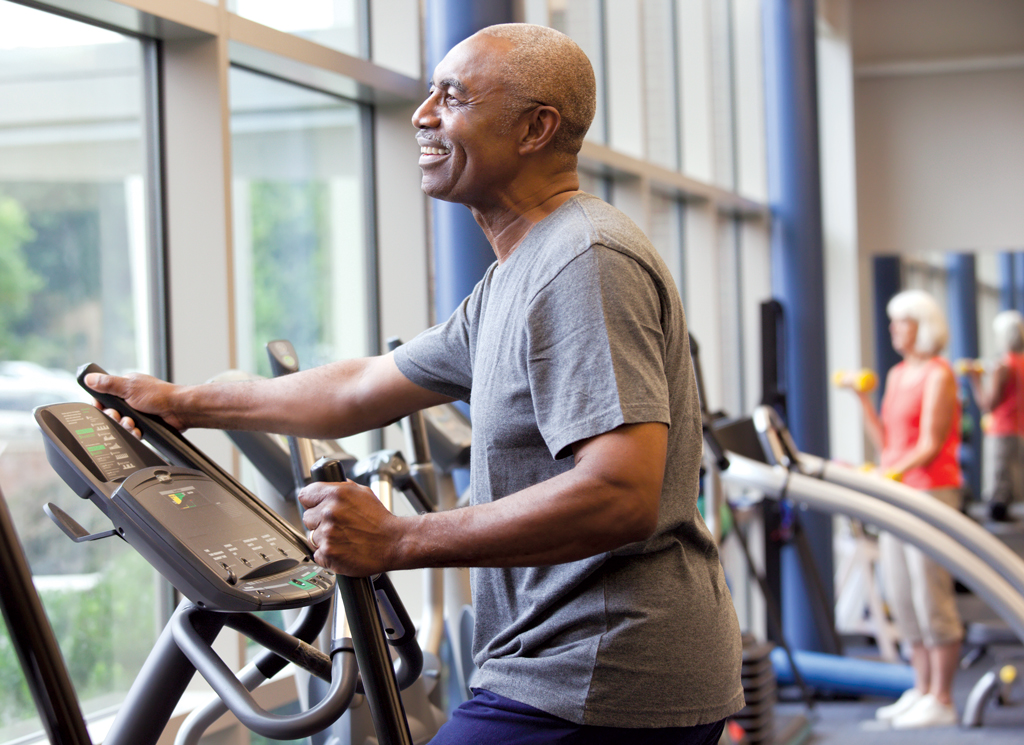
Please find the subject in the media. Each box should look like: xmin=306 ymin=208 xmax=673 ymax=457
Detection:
xmin=519 ymin=105 xmax=561 ymax=155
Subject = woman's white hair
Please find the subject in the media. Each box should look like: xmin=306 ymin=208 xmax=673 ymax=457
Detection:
xmin=886 ymin=289 xmax=949 ymax=355
xmin=993 ymin=310 xmax=1024 ymax=354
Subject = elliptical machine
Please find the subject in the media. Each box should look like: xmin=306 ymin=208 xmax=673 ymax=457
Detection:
xmin=223 ymin=339 xmax=476 ymax=719
xmin=11 ymin=362 xmax=430 ymax=744
xmin=257 ymin=338 xmax=447 ymax=744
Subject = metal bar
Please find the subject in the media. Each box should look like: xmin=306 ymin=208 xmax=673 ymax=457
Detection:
xmin=0 ymin=486 xmax=92 ymax=745
xmin=337 ymin=579 xmax=413 ymax=745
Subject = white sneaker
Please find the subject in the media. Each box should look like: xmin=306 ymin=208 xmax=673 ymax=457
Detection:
xmin=891 ymin=693 xmax=958 ymax=729
xmin=875 ymin=688 xmax=924 ymax=721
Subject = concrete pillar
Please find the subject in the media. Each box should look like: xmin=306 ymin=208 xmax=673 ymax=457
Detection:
xmin=762 ymin=0 xmax=833 ymax=652
xmin=948 ymin=252 xmax=981 ymax=501
xmin=424 ymin=0 xmax=515 ymax=323
xmin=999 ymin=251 xmax=1015 ymax=311
xmin=872 ymin=255 xmax=903 ymax=399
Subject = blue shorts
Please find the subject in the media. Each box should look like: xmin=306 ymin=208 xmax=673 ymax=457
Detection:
xmin=427 ymin=689 xmax=727 ymax=745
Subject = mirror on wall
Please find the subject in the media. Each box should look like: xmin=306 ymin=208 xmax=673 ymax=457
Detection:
xmin=870 ymin=250 xmax=1024 ymax=507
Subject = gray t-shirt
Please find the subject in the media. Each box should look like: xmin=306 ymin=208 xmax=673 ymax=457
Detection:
xmin=394 ymin=193 xmax=743 ymax=727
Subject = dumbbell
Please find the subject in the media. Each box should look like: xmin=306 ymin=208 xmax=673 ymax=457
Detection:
xmin=832 ymin=369 xmax=878 ymax=393
xmin=955 ymin=358 xmax=986 ymax=375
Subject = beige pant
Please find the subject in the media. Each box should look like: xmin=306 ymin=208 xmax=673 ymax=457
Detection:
xmin=988 ymin=434 xmax=1024 ymax=506
xmin=878 ymin=487 xmax=964 ymax=647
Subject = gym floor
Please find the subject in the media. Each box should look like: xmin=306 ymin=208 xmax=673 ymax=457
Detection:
xmin=774 ymin=601 xmax=1024 ymax=740
xmin=775 ymin=641 xmax=1024 ymax=744
xmin=774 ymin=507 xmax=1024 ymax=744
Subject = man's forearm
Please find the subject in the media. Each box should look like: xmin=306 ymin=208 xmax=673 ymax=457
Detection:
xmin=299 ymin=422 xmax=668 ymax=576
xmin=177 ymin=360 xmax=379 ymax=437
xmin=94 ymin=353 xmax=449 ymax=440
xmin=391 ymin=477 xmax=654 ymax=569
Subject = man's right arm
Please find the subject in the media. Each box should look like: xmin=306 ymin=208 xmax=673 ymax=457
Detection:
xmin=85 ymin=353 xmax=455 ymax=439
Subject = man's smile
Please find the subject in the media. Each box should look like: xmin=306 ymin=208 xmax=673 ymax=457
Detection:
xmin=419 ymin=142 xmax=452 ymax=165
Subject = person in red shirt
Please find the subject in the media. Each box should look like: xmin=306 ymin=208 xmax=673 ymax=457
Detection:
xmin=840 ymin=289 xmax=962 ymax=729
xmin=966 ymin=309 xmax=1024 ymax=522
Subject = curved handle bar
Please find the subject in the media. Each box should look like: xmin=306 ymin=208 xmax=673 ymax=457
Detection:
xmin=265 ymin=341 xmax=318 ymax=489
xmin=700 ymin=417 xmax=731 ymax=472
xmin=310 ymin=457 xmax=414 ymax=744
xmin=386 ymin=338 xmax=432 ymax=467
xmin=224 ymin=429 xmax=297 ymax=500
xmin=386 ymin=337 xmax=439 ymax=509
xmin=174 ymin=597 xmax=334 ymax=745
xmin=77 ymin=363 xmax=307 ymax=547
xmin=225 ymin=610 xmax=333 ymax=682
xmin=371 ymin=573 xmax=423 ymax=690
xmin=78 ymin=362 xmax=179 ymax=440
xmin=310 ymin=459 xmax=424 ymax=688
xmin=172 ymin=604 xmax=357 ymax=740
xmin=252 ymin=595 xmax=331 ymax=679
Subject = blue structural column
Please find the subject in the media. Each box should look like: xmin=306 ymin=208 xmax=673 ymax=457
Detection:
xmin=872 ymin=256 xmax=903 ymax=399
xmin=762 ymin=0 xmax=833 ymax=652
xmin=1014 ymin=252 xmax=1024 ymax=317
xmin=998 ymin=252 xmax=1016 ymax=311
xmin=425 ymin=0 xmax=514 ymax=323
xmin=948 ymin=253 xmax=982 ymax=501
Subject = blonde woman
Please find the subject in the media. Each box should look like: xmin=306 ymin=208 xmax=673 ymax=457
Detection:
xmin=840 ymin=289 xmax=962 ymax=729
xmin=967 ymin=309 xmax=1024 ymax=521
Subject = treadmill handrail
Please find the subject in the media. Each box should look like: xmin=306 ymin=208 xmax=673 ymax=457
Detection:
xmin=0 ymin=485 xmax=92 ymax=745
xmin=800 ymin=453 xmax=1024 ymax=598
xmin=719 ymin=452 xmax=1024 ymax=645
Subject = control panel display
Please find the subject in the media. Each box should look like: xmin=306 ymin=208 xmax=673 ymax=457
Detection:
xmin=43 ymin=404 xmax=164 ymax=483
xmin=116 ymin=468 xmax=333 ymax=606
xmin=37 ymin=400 xmax=333 ymax=611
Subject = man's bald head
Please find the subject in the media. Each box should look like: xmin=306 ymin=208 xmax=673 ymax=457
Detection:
xmin=475 ymin=24 xmax=596 ymax=166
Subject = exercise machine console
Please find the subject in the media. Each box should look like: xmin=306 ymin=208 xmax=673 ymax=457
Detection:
xmin=22 ymin=363 xmax=420 ymax=745
xmin=36 ymin=397 xmax=332 ymax=612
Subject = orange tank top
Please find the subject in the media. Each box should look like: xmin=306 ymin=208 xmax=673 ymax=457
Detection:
xmin=989 ymin=352 xmax=1024 ymax=436
xmin=880 ymin=357 xmax=962 ymax=490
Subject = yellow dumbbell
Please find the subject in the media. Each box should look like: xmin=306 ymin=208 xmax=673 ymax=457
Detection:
xmin=832 ymin=369 xmax=878 ymax=393
xmin=999 ymin=664 xmax=1017 ymax=686
xmin=955 ymin=358 xmax=986 ymax=375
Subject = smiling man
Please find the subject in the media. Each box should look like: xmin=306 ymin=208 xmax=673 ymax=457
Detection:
xmin=87 ymin=23 xmax=743 ymax=744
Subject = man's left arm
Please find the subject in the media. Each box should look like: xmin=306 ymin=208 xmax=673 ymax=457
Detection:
xmin=298 ymin=421 xmax=667 ymax=576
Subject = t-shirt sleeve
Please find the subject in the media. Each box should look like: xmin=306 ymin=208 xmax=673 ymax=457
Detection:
xmin=393 ymin=292 xmax=477 ymax=403
xmin=528 ymin=246 xmax=671 ymax=460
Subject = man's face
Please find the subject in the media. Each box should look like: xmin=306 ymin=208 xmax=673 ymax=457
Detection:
xmin=412 ymin=34 xmax=522 ymax=206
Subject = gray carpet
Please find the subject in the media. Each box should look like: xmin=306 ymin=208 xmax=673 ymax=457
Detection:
xmin=759 ymin=507 xmax=1024 ymax=744
xmin=770 ymin=629 xmax=1024 ymax=743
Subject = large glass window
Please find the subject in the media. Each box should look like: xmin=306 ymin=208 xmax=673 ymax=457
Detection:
xmin=649 ymin=192 xmax=686 ymax=302
xmin=230 ymin=67 xmax=373 ymax=456
xmin=642 ymin=0 xmax=681 ymax=171
xmin=709 ymin=0 xmax=738 ymax=190
xmin=0 ymin=2 xmax=161 ymax=739
xmin=549 ymin=0 xmax=607 ymax=144
xmin=230 ymin=0 xmax=367 ymax=58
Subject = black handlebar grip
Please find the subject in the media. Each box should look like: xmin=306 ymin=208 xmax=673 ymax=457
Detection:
xmin=701 ymin=419 xmax=731 ymax=472
xmin=267 ymin=339 xmax=300 ymax=378
xmin=310 ymin=457 xmax=346 ymax=484
xmin=372 ymin=573 xmax=423 ymax=688
xmin=78 ymin=362 xmax=311 ymax=552
xmin=77 ymin=362 xmax=178 ymax=435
